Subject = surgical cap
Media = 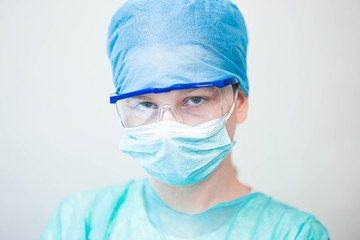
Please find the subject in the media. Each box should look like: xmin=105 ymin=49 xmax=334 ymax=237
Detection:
xmin=107 ymin=0 xmax=249 ymax=97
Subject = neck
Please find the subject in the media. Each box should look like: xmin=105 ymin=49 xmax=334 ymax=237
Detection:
xmin=149 ymin=154 xmax=251 ymax=214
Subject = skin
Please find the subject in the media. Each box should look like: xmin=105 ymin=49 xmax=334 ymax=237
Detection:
xmin=150 ymin=89 xmax=251 ymax=214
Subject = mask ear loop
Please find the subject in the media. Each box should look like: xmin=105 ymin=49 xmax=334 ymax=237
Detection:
xmin=225 ymin=87 xmax=239 ymax=120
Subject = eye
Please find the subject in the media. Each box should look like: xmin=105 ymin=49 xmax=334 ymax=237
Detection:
xmin=187 ymin=97 xmax=205 ymax=105
xmin=139 ymin=102 xmax=156 ymax=109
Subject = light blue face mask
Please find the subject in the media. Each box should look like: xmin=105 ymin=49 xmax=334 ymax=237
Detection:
xmin=120 ymin=110 xmax=234 ymax=186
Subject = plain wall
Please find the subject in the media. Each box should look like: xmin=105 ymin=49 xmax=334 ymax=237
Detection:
xmin=0 ymin=0 xmax=359 ymax=239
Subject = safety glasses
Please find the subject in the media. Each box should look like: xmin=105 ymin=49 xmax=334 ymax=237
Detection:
xmin=110 ymin=78 xmax=238 ymax=128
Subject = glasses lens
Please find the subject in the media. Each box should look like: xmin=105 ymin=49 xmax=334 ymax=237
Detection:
xmin=116 ymin=85 xmax=235 ymax=128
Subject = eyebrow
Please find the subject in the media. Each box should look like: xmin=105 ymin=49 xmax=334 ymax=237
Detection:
xmin=183 ymin=87 xmax=217 ymax=94
xmin=131 ymin=94 xmax=157 ymax=100
xmin=132 ymin=95 xmax=147 ymax=100
xmin=126 ymin=95 xmax=154 ymax=103
xmin=129 ymin=87 xmax=217 ymax=101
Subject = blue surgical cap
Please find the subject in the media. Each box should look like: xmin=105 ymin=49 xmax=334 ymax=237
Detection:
xmin=107 ymin=0 xmax=249 ymax=97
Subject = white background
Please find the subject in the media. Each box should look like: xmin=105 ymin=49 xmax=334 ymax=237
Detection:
xmin=1 ymin=0 xmax=359 ymax=239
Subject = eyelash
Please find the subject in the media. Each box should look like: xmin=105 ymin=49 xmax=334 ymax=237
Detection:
xmin=135 ymin=96 xmax=209 ymax=109
xmin=185 ymin=97 xmax=207 ymax=106
xmin=139 ymin=102 xmax=157 ymax=109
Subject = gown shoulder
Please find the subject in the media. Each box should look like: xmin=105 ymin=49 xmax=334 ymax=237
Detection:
xmin=39 ymin=179 xmax=145 ymax=240
xmin=226 ymin=192 xmax=329 ymax=240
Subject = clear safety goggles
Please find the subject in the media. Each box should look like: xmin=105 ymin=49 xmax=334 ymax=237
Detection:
xmin=112 ymin=84 xmax=238 ymax=128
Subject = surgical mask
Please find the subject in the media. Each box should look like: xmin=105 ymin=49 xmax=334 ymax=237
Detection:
xmin=119 ymin=106 xmax=235 ymax=186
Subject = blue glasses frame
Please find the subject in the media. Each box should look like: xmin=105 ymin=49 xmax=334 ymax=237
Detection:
xmin=109 ymin=77 xmax=238 ymax=104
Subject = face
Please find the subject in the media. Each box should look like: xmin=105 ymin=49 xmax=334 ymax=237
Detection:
xmin=119 ymin=86 xmax=249 ymax=186
xmin=117 ymin=85 xmax=239 ymax=128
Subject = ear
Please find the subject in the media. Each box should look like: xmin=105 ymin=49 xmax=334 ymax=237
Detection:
xmin=235 ymin=91 xmax=248 ymax=124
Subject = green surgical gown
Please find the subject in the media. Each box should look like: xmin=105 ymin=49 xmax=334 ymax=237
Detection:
xmin=40 ymin=178 xmax=329 ymax=239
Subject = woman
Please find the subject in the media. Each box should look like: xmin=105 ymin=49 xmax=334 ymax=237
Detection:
xmin=41 ymin=0 xmax=329 ymax=239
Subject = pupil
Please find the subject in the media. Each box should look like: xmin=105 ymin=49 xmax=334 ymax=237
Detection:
xmin=143 ymin=102 xmax=152 ymax=108
xmin=192 ymin=97 xmax=201 ymax=104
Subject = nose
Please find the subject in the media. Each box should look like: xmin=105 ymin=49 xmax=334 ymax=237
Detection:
xmin=162 ymin=110 xmax=178 ymax=121
xmin=158 ymin=104 xmax=183 ymax=123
